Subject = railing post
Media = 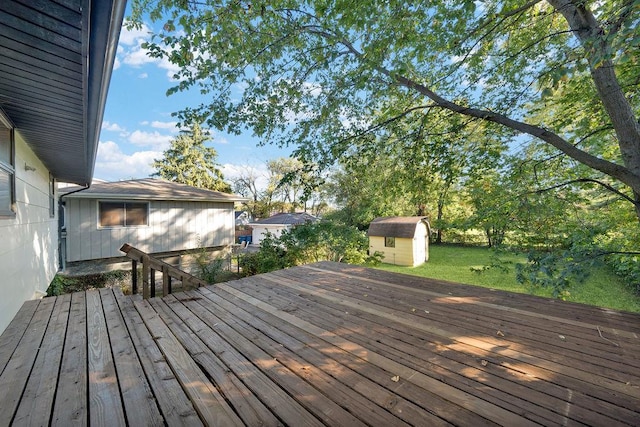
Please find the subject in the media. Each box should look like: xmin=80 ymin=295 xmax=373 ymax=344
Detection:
xmin=120 ymin=243 xmax=208 ymax=298
xmin=142 ymin=254 xmax=150 ymax=299
xmin=162 ymin=267 xmax=169 ymax=296
xmin=131 ymin=260 xmax=138 ymax=294
xmin=150 ymin=268 xmax=156 ymax=298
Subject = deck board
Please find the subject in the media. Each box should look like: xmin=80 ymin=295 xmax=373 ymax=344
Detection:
xmin=99 ymin=288 xmax=163 ymax=426
xmin=0 ymin=261 xmax=639 ymax=426
xmin=173 ymin=289 xmax=409 ymax=427
xmin=113 ymin=289 xmax=203 ymax=426
xmin=86 ymin=289 xmax=126 ymax=426
xmin=0 ymin=297 xmax=55 ymax=425
xmin=135 ymin=299 xmax=244 ymax=426
xmin=13 ymin=294 xmax=70 ymax=426
xmin=152 ymin=295 xmax=282 ymax=427
xmin=51 ymin=291 xmax=87 ymax=426
xmin=0 ymin=299 xmax=40 ymax=375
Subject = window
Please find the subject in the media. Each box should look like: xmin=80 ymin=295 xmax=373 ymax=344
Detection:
xmin=99 ymin=201 xmax=149 ymax=227
xmin=385 ymin=236 xmax=395 ymax=248
xmin=49 ymin=173 xmax=55 ymax=218
xmin=0 ymin=112 xmax=15 ymax=217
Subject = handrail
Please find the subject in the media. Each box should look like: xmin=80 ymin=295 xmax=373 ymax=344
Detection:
xmin=120 ymin=243 xmax=208 ymax=298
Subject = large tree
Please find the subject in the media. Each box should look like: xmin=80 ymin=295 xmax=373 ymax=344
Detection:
xmin=132 ymin=0 xmax=640 ymax=220
xmin=153 ymin=122 xmax=231 ymax=192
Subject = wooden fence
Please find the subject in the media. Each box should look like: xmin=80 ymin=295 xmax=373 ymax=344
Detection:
xmin=120 ymin=243 xmax=208 ymax=299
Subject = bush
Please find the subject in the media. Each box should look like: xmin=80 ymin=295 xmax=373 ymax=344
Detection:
xmin=239 ymin=232 xmax=289 ymax=276
xmin=238 ymin=221 xmax=381 ymax=277
xmin=192 ymin=246 xmax=228 ymax=284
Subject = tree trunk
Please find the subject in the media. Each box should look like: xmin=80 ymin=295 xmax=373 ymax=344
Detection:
xmin=548 ymin=0 xmax=640 ymax=220
xmin=435 ymin=194 xmax=445 ymax=244
xmin=485 ymin=228 xmax=493 ymax=248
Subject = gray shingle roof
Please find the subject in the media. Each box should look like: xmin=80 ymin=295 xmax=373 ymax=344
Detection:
xmin=367 ymin=216 xmax=430 ymax=238
xmin=61 ymin=178 xmax=246 ymax=202
xmin=251 ymin=212 xmax=318 ymax=225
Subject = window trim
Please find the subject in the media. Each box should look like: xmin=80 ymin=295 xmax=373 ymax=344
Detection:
xmin=97 ymin=200 xmax=150 ymax=228
xmin=0 ymin=110 xmax=15 ymax=218
xmin=49 ymin=173 xmax=56 ymax=218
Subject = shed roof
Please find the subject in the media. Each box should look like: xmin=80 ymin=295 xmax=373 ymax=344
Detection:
xmin=61 ymin=178 xmax=247 ymax=202
xmin=0 ymin=0 xmax=126 ymax=185
xmin=368 ymin=216 xmax=430 ymax=238
xmin=251 ymin=212 xmax=318 ymax=225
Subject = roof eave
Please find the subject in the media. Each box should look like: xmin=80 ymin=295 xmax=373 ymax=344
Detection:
xmin=64 ymin=192 xmax=247 ymax=203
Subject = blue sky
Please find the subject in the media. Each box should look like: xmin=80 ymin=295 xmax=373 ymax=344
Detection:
xmin=94 ymin=18 xmax=293 ymax=186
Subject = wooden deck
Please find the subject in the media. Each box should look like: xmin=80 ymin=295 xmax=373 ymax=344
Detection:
xmin=1 ymin=262 xmax=639 ymax=426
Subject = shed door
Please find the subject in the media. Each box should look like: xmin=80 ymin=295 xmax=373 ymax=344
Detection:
xmin=413 ymin=222 xmax=428 ymax=265
xmin=414 ymin=235 xmax=426 ymax=264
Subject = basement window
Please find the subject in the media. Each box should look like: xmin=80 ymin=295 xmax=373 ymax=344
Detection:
xmin=385 ymin=236 xmax=396 ymax=248
xmin=0 ymin=113 xmax=15 ymax=218
xmin=99 ymin=201 xmax=149 ymax=227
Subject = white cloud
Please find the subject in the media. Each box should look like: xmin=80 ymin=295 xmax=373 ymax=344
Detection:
xmin=138 ymin=72 xmax=148 ymax=79
xmin=158 ymin=56 xmax=183 ymax=80
xmin=101 ymin=121 xmax=125 ymax=132
xmin=151 ymin=120 xmax=178 ymax=131
xmin=119 ymin=38 xmax=183 ymax=80
xmin=128 ymin=130 xmax=173 ymax=149
xmin=122 ymin=44 xmax=157 ymax=67
xmin=115 ymin=23 xmax=197 ymax=81
xmin=212 ymin=132 xmax=229 ymax=144
xmin=302 ymin=81 xmax=323 ymax=97
xmin=94 ymin=141 xmax=160 ymax=181
xmin=119 ymin=23 xmax=152 ymax=46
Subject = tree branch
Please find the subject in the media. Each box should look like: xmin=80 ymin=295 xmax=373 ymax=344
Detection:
xmin=528 ymin=177 xmax=638 ymax=206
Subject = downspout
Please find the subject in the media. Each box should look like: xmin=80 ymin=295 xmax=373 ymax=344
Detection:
xmin=58 ymin=184 xmax=90 ymax=270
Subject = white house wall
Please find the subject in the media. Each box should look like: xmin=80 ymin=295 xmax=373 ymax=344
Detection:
xmin=65 ymin=199 xmax=235 ymax=262
xmin=0 ymin=133 xmax=58 ymax=334
xmin=251 ymin=224 xmax=289 ymax=245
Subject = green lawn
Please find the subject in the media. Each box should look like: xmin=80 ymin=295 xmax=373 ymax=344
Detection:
xmin=375 ymin=245 xmax=640 ymax=313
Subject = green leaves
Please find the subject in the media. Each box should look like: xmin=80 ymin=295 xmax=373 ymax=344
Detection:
xmin=131 ymin=0 xmax=640 ymax=265
xmin=152 ymin=122 xmax=231 ymax=192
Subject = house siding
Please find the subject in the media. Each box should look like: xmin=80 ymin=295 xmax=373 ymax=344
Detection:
xmin=65 ymin=199 xmax=235 ymax=262
xmin=369 ymin=236 xmax=416 ymax=266
xmin=0 ymin=133 xmax=58 ymax=333
xmin=251 ymin=224 xmax=290 ymax=245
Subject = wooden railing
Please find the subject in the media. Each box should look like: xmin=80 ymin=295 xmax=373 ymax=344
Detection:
xmin=120 ymin=243 xmax=208 ymax=299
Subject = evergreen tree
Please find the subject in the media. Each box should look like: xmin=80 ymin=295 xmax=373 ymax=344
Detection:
xmin=152 ymin=123 xmax=231 ymax=192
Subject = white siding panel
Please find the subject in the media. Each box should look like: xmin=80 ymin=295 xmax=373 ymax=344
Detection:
xmin=0 ymin=135 xmax=58 ymax=334
xmin=66 ymin=199 xmax=81 ymax=262
xmin=65 ymin=199 xmax=236 ymax=261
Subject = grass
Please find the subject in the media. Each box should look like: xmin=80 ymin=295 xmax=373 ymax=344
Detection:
xmin=47 ymin=270 xmax=131 ymax=296
xmin=375 ymin=244 xmax=640 ymax=313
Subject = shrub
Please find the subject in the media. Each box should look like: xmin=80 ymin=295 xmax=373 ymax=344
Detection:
xmin=192 ymin=246 xmax=228 ymax=284
xmin=239 ymin=221 xmax=381 ymax=276
xmin=239 ymin=232 xmax=288 ymax=276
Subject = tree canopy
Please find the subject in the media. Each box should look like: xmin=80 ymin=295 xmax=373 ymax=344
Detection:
xmin=152 ymin=122 xmax=231 ymax=192
xmin=131 ymin=0 xmax=640 ymax=220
